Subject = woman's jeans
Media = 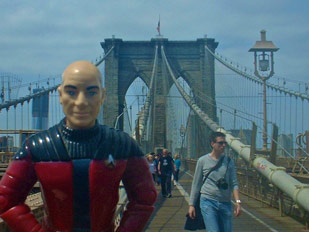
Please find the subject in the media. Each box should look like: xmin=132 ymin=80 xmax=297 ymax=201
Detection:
xmin=200 ymin=197 xmax=233 ymax=232
xmin=174 ymin=170 xmax=179 ymax=182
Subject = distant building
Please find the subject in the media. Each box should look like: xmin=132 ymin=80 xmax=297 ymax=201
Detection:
xmin=230 ymin=129 xmax=252 ymax=145
xmin=32 ymin=88 xmax=49 ymax=130
xmin=277 ymin=134 xmax=293 ymax=157
xmin=0 ymin=136 xmax=14 ymax=152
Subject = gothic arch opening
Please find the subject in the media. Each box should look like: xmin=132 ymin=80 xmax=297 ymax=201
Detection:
xmin=167 ymin=76 xmax=194 ymax=155
xmin=124 ymin=76 xmax=149 ymax=136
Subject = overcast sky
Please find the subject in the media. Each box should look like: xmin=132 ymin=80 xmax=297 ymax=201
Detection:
xmin=0 ymin=0 xmax=308 ymax=84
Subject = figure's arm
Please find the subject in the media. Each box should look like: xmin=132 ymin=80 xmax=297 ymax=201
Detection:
xmin=1 ymin=204 xmax=45 ymax=232
xmin=0 ymin=149 xmax=44 ymax=231
xmin=116 ymin=157 xmax=157 ymax=232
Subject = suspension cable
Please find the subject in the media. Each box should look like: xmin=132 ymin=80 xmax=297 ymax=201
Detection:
xmin=0 ymin=86 xmax=58 ymax=112
xmin=192 ymin=85 xmax=266 ymax=123
xmin=95 ymin=45 xmax=115 ymax=67
xmin=138 ymin=45 xmax=159 ymax=140
xmin=206 ymin=45 xmax=309 ymax=101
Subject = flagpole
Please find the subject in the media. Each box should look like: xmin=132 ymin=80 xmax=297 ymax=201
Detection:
xmin=157 ymin=15 xmax=161 ymax=36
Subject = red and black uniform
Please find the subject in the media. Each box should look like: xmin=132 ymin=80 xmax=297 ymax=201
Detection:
xmin=0 ymin=119 xmax=157 ymax=232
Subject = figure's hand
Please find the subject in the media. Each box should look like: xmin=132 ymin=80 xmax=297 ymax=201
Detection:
xmin=188 ymin=205 xmax=196 ymax=219
xmin=234 ymin=203 xmax=241 ymax=217
xmin=158 ymin=171 xmax=161 ymax=175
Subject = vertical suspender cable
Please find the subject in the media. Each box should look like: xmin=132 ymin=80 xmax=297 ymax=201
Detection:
xmin=295 ymin=97 xmax=298 ymax=142
xmin=14 ymin=106 xmax=16 ymax=147
xmin=28 ymin=101 xmax=30 ymax=129
xmin=58 ymin=94 xmax=61 ymax=122
xmin=289 ymin=96 xmax=292 ymax=133
xmin=301 ymin=99 xmax=304 ymax=133
xmin=51 ymin=92 xmax=54 ymax=127
xmin=6 ymin=109 xmax=9 ymax=148
xmin=21 ymin=104 xmax=23 ymax=130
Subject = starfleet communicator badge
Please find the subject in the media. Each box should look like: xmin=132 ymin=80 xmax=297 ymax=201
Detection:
xmin=105 ymin=154 xmax=116 ymax=168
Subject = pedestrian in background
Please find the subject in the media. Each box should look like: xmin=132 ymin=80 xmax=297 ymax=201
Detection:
xmin=173 ymin=154 xmax=181 ymax=185
xmin=147 ymin=153 xmax=156 ymax=182
xmin=158 ymin=149 xmax=175 ymax=198
xmin=154 ymin=153 xmax=161 ymax=186
xmin=188 ymin=131 xmax=241 ymax=232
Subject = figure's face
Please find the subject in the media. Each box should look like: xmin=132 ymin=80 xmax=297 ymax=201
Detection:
xmin=162 ymin=149 xmax=168 ymax=156
xmin=58 ymin=61 xmax=105 ymax=129
xmin=211 ymin=136 xmax=227 ymax=154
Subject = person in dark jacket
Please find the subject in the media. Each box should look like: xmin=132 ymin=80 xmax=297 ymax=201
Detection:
xmin=158 ymin=149 xmax=175 ymax=198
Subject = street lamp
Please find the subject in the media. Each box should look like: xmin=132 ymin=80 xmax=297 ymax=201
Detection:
xmin=180 ymin=124 xmax=186 ymax=138
xmin=179 ymin=124 xmax=186 ymax=157
xmin=249 ymin=30 xmax=279 ymax=150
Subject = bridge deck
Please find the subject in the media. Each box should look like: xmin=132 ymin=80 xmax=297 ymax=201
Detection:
xmin=144 ymin=171 xmax=307 ymax=232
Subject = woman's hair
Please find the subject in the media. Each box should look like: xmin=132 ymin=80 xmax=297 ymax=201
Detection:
xmin=147 ymin=153 xmax=153 ymax=160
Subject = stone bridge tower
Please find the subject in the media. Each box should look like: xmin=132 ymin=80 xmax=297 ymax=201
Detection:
xmin=101 ymin=37 xmax=218 ymax=157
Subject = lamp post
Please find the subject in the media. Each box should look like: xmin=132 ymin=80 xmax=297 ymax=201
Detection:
xmin=179 ymin=124 xmax=186 ymax=157
xmin=249 ymin=30 xmax=279 ymax=150
xmin=180 ymin=124 xmax=185 ymax=138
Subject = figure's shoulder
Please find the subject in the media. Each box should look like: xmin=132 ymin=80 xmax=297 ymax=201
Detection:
xmin=98 ymin=124 xmax=132 ymax=143
xmin=97 ymin=124 xmax=144 ymax=160
xmin=14 ymin=124 xmax=68 ymax=162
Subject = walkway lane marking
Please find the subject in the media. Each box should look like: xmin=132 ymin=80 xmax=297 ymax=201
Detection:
xmin=176 ymin=171 xmax=279 ymax=232
xmin=176 ymin=182 xmax=190 ymax=204
xmin=233 ymin=203 xmax=279 ymax=232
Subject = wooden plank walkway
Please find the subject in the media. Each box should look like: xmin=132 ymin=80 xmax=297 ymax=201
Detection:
xmin=144 ymin=171 xmax=307 ymax=232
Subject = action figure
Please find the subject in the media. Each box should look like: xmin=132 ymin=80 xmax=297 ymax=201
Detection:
xmin=0 ymin=60 xmax=157 ymax=232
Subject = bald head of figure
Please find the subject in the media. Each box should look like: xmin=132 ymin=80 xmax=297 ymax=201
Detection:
xmin=61 ymin=60 xmax=102 ymax=88
xmin=58 ymin=61 xmax=105 ymax=129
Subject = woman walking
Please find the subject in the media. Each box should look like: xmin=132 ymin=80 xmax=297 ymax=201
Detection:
xmin=173 ymin=154 xmax=181 ymax=185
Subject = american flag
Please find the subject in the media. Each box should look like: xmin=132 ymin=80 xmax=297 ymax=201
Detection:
xmin=157 ymin=18 xmax=161 ymax=35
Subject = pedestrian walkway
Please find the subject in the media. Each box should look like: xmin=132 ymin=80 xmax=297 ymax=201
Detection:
xmin=144 ymin=171 xmax=307 ymax=232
